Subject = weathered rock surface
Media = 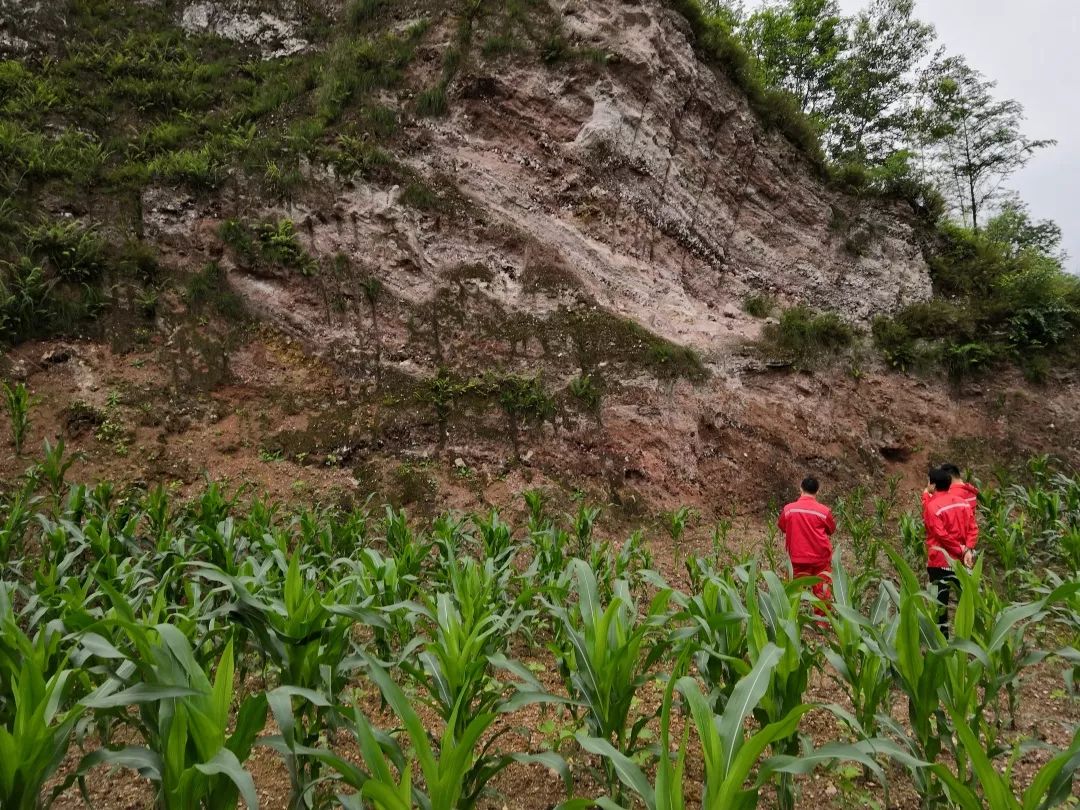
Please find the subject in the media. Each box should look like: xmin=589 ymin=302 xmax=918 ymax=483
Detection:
xmin=178 ymin=0 xmax=308 ymax=57
xmin=9 ymin=0 xmax=1073 ymax=519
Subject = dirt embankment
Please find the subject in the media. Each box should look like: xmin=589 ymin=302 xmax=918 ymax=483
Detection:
xmin=3 ymin=0 xmax=1078 ymax=516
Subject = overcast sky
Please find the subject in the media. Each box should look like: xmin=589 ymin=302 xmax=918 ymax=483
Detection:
xmin=835 ymin=0 xmax=1080 ymax=271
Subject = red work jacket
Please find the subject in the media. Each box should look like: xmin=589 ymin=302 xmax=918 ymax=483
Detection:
xmin=778 ymin=495 xmax=836 ymax=567
xmin=922 ymin=481 xmax=980 ymax=532
xmin=923 ymin=490 xmax=978 ymax=569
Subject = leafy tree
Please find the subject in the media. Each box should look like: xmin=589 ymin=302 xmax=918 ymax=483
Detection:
xmin=701 ymin=0 xmax=745 ymax=26
xmin=742 ymin=0 xmax=847 ymax=118
xmin=827 ymin=0 xmax=934 ymax=164
xmin=984 ymin=197 xmax=1066 ymax=262
xmin=916 ymin=55 xmax=1054 ymax=231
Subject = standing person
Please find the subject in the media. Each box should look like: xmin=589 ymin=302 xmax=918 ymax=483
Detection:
xmin=923 ymin=467 xmax=977 ymax=636
xmin=923 ymin=462 xmax=980 ymax=539
xmin=778 ymin=477 xmax=837 ymax=609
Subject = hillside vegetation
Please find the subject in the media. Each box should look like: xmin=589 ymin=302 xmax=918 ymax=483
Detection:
xmin=1 ymin=0 xmax=1077 ymax=381
xmin=674 ymin=0 xmax=1080 ymax=380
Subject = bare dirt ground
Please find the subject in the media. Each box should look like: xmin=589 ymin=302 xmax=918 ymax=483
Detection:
xmin=5 ymin=331 xmax=1079 ymax=523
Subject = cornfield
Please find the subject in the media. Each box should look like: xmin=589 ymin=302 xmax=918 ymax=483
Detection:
xmin=1 ymin=445 xmax=1079 ymax=809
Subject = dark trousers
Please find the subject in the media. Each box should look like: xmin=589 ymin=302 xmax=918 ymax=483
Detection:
xmin=927 ymin=567 xmax=959 ymax=637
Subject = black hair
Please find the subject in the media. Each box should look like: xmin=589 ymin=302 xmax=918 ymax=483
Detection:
xmin=941 ymin=463 xmax=962 ymax=479
xmin=928 ymin=467 xmax=952 ymax=492
xmin=801 ymin=477 xmax=820 ymax=494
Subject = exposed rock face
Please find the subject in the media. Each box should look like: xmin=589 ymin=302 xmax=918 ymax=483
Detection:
xmin=179 ymin=0 xmax=308 ymax=57
xmin=555 ymin=1 xmax=931 ymax=323
xmin=186 ymin=0 xmax=931 ymax=372
xmin=19 ymin=0 xmax=1064 ymax=518
xmin=130 ymin=0 xmax=975 ymax=508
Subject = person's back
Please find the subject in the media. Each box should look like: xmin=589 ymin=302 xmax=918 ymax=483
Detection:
xmin=923 ymin=467 xmax=977 ymax=636
xmin=923 ymin=462 xmax=980 ymax=536
xmin=924 ymin=488 xmax=977 ymax=568
xmin=778 ymin=478 xmax=836 ymax=569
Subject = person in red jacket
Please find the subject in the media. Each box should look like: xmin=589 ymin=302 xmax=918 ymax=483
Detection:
xmin=778 ymin=477 xmax=836 ymax=609
xmin=922 ymin=462 xmax=980 ymax=541
xmin=923 ymin=467 xmax=978 ymax=636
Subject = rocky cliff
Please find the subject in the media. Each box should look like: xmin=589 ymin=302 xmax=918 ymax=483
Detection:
xmin=2 ymin=0 xmax=1077 ymax=517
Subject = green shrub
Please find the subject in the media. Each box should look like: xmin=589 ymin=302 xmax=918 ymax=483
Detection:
xmin=742 ymin=294 xmax=774 ymax=318
xmin=871 ymin=316 xmax=916 ymax=371
xmin=24 ymin=220 xmax=107 ymax=282
xmin=1007 ymin=305 xmax=1073 ymax=353
xmin=359 ymin=104 xmax=399 ymax=138
xmin=828 ymin=152 xmax=945 ymax=221
xmin=569 ymin=374 xmax=601 ymax=413
xmin=540 ymin=32 xmax=570 ymax=64
xmin=117 ymin=239 xmax=159 ymax=281
xmin=1020 ymin=354 xmax=1051 ymax=384
xmin=647 ymin=342 xmax=708 ymax=382
xmin=401 ymin=179 xmax=444 ymax=211
xmin=263 ymin=159 xmax=303 ymax=200
xmin=482 ymin=34 xmax=521 ymax=58
xmin=763 ymin=305 xmax=855 ymax=366
xmin=253 ymin=220 xmax=314 ymax=273
xmin=147 ymin=145 xmax=223 ymax=188
xmin=326 ymin=133 xmax=394 ymax=178
xmin=927 ymin=223 xmax=1010 ymax=298
xmin=943 ymin=340 xmax=997 ymax=380
xmin=315 ymin=27 xmax=424 ymax=124
xmin=140 ymin=119 xmax=196 ymax=153
xmin=346 ymin=0 xmax=387 ymax=28
xmin=495 ymin=374 xmax=555 ymax=425
xmin=184 ymin=262 xmax=245 ymax=319
xmin=562 ymin=309 xmax=708 ymax=383
xmin=416 ymin=84 xmax=448 ymax=117
xmin=2 ymin=380 xmax=33 ymax=454
xmin=218 ymin=220 xmax=315 ymax=275
xmin=218 ymin=219 xmax=256 ymax=262
xmin=907 ymin=222 xmax=1080 ymax=375
xmin=895 ymin=299 xmax=976 ymax=341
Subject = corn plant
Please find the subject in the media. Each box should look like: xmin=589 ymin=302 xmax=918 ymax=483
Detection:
xmin=527 ymin=524 xmax=573 ymax=604
xmin=0 ymin=478 xmax=37 ymax=565
xmin=523 ymin=488 xmax=549 ymax=531
xmin=0 ymin=649 xmax=84 ymax=810
xmin=660 ymin=505 xmax=695 ymax=545
xmin=957 ymin=564 xmax=1080 ymax=732
xmin=933 ymin=707 xmax=1080 ymax=810
xmin=834 ymin=487 xmax=882 ymax=580
xmin=472 ymin=509 xmax=516 ymax=569
xmin=570 ymin=503 xmax=601 ymax=560
xmin=875 ymin=549 xmax=952 ymax=807
xmin=675 ymin=565 xmax=749 ymax=712
xmin=898 ymin=512 xmax=925 ymax=573
xmin=430 ymin=513 xmax=466 ymax=569
xmin=2 ymin=380 xmax=33 ymax=455
xmin=79 ymin=625 xmax=266 ymax=810
xmin=0 ymin=585 xmax=86 ymax=810
xmin=823 ymin=552 xmax=895 ymax=741
xmin=297 ymin=502 xmax=369 ymax=564
xmin=401 ymin=557 xmax=541 ymax=741
xmin=196 ymin=554 xmax=381 ymax=807
xmin=744 ymin=568 xmax=820 ymax=810
xmin=577 ymin=645 xmax=886 ymax=810
xmin=548 ymin=559 xmax=673 ymax=794
xmin=305 ymin=654 xmax=569 ymax=810
xmin=30 ymin=438 xmax=77 ymax=501
xmin=349 ymin=547 xmax=423 ymax=664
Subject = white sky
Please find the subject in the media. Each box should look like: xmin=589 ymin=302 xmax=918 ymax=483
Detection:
xmin=836 ymin=0 xmax=1080 ymax=270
